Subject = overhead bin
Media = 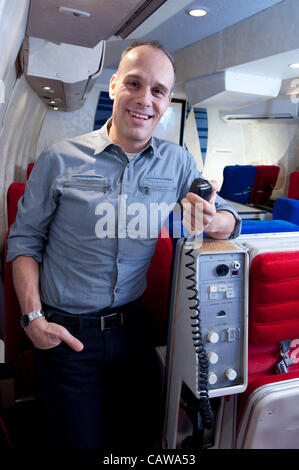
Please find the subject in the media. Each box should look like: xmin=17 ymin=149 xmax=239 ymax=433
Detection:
xmin=19 ymin=0 xmax=167 ymax=111
xmin=25 ymin=0 xmax=166 ymax=47
xmin=19 ymin=36 xmax=105 ymax=111
xmin=185 ymin=70 xmax=281 ymax=110
xmin=221 ymin=97 xmax=299 ymax=123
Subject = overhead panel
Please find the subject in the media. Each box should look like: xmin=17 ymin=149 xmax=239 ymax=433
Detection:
xmin=26 ymin=0 xmax=145 ymax=48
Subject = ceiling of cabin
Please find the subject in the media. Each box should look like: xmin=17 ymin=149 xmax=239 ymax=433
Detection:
xmin=27 ymin=0 xmax=286 ymax=70
xmin=26 ymin=0 xmax=299 ymax=108
xmin=103 ymin=0 xmax=285 ymax=68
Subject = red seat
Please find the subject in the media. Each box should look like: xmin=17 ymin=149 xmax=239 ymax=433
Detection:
xmin=237 ymin=250 xmax=299 ymax=446
xmin=26 ymin=162 xmax=34 ymax=180
xmin=288 ymin=171 xmax=299 ymax=199
xmin=248 ymin=165 xmax=280 ymax=205
xmin=7 ymin=183 xmax=26 ymax=227
xmin=141 ymin=226 xmax=173 ymax=346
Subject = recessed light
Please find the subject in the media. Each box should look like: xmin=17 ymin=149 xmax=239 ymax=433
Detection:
xmin=186 ymin=7 xmax=208 ymax=17
xmin=289 ymin=63 xmax=299 ymax=69
xmin=42 ymin=86 xmax=55 ymax=93
xmin=58 ymin=6 xmax=91 ymax=18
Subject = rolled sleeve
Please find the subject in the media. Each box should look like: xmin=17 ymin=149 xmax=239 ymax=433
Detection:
xmin=7 ymin=147 xmax=61 ymax=263
xmin=214 ymin=194 xmax=242 ymax=239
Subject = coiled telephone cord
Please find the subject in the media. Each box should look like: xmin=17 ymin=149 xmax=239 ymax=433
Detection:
xmin=185 ymin=246 xmax=213 ymax=430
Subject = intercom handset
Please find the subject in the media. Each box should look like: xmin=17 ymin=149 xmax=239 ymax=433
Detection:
xmin=189 ymin=177 xmax=212 ymax=201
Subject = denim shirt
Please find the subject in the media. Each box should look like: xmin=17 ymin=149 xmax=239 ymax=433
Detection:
xmin=7 ymin=122 xmax=241 ymax=313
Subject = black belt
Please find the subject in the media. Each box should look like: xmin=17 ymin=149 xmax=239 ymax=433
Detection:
xmin=43 ymin=301 xmax=140 ymax=331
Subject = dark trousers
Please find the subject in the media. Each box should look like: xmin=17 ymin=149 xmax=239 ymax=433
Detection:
xmin=34 ymin=301 xmax=162 ymax=450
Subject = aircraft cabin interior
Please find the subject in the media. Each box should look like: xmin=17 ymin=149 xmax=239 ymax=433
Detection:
xmin=1 ymin=0 xmax=299 ymax=456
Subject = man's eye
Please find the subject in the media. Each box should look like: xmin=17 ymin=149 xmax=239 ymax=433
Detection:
xmin=153 ymin=89 xmax=165 ymax=96
xmin=128 ymin=81 xmax=138 ymax=87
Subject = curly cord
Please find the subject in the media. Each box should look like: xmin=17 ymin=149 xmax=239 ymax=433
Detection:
xmin=185 ymin=246 xmax=213 ymax=430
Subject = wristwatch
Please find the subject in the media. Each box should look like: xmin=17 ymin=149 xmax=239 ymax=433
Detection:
xmin=21 ymin=309 xmax=45 ymax=328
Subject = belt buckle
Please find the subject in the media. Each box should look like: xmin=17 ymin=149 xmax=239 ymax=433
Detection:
xmin=100 ymin=312 xmax=123 ymax=331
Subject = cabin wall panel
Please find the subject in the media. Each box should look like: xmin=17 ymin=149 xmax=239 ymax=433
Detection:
xmin=0 ymin=0 xmax=48 ymax=253
xmin=0 ymin=75 xmax=47 ymax=251
xmin=202 ymin=108 xmax=299 ymax=199
xmin=174 ymin=0 xmax=299 ymax=83
xmin=36 ymin=85 xmax=102 ymax=156
xmin=0 ymin=0 xmax=30 ymax=128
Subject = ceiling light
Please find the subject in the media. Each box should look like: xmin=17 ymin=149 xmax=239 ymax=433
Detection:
xmin=289 ymin=63 xmax=299 ymax=69
xmin=42 ymin=86 xmax=55 ymax=93
xmin=186 ymin=7 xmax=208 ymax=17
xmin=58 ymin=6 xmax=91 ymax=18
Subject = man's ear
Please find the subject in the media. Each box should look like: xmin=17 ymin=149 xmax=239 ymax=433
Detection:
xmin=109 ymin=74 xmax=117 ymax=100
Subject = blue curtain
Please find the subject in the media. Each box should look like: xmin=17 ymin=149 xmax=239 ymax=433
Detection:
xmin=94 ymin=91 xmax=113 ymax=130
xmin=186 ymin=104 xmax=208 ymax=165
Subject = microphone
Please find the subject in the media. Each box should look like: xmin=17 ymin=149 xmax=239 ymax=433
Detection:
xmin=189 ymin=177 xmax=212 ymax=201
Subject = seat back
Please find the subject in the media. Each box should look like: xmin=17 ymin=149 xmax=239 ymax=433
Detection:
xmin=141 ymin=226 xmax=173 ymax=346
xmin=26 ymin=162 xmax=34 ymax=180
xmin=288 ymin=171 xmax=299 ymax=199
xmin=273 ymin=197 xmax=299 ymax=225
xmin=236 ymin=248 xmax=299 ymax=448
xmin=218 ymin=165 xmax=257 ymax=204
xmin=248 ymin=165 xmax=280 ymax=205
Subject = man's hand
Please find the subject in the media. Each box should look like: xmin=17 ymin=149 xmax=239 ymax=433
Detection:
xmin=24 ymin=316 xmax=84 ymax=352
xmin=181 ymin=180 xmax=236 ymax=239
xmin=181 ymin=180 xmax=217 ymax=235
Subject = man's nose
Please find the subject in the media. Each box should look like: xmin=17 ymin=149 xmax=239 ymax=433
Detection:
xmin=136 ymin=86 xmax=152 ymax=107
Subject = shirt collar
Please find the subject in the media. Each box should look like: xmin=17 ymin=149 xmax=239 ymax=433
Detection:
xmin=90 ymin=118 xmax=162 ymax=159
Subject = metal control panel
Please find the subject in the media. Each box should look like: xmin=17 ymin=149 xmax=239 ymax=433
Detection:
xmin=163 ymin=239 xmax=248 ymax=448
xmin=163 ymin=239 xmax=249 ymax=448
xmin=198 ymin=249 xmax=247 ymax=395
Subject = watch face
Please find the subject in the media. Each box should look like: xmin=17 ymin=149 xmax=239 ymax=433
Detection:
xmin=21 ymin=315 xmax=30 ymax=328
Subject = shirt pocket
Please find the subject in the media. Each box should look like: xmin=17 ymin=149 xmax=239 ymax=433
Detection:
xmin=139 ymin=176 xmax=176 ymax=194
xmin=63 ymin=174 xmax=111 ymax=193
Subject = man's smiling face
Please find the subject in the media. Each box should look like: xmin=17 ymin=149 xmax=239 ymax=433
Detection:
xmin=108 ymin=45 xmax=175 ymax=153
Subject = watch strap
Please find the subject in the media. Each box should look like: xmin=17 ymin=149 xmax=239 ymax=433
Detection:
xmin=21 ymin=309 xmax=44 ymax=328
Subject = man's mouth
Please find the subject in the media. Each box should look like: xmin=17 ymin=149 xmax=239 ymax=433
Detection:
xmin=128 ymin=110 xmax=152 ymax=120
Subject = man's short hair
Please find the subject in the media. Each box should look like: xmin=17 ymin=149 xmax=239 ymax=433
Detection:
xmin=119 ymin=40 xmax=176 ymax=78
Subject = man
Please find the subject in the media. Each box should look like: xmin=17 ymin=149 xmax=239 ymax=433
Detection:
xmin=7 ymin=41 xmax=241 ymax=450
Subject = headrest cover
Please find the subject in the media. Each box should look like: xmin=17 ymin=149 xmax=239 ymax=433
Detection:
xmin=250 ymin=251 xmax=299 ymax=344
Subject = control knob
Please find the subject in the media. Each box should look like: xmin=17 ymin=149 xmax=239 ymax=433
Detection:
xmin=206 ymin=331 xmax=219 ymax=344
xmin=216 ymin=264 xmax=229 ymax=276
xmin=208 ymin=352 xmax=219 ymax=364
xmin=225 ymin=368 xmax=237 ymax=381
xmin=208 ymin=372 xmax=218 ymax=385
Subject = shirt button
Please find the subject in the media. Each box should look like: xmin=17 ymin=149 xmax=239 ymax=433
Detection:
xmin=118 ymin=258 xmax=123 ymax=263
xmin=115 ymin=288 xmax=120 ymax=293
xmin=122 ymin=193 xmax=128 ymax=199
